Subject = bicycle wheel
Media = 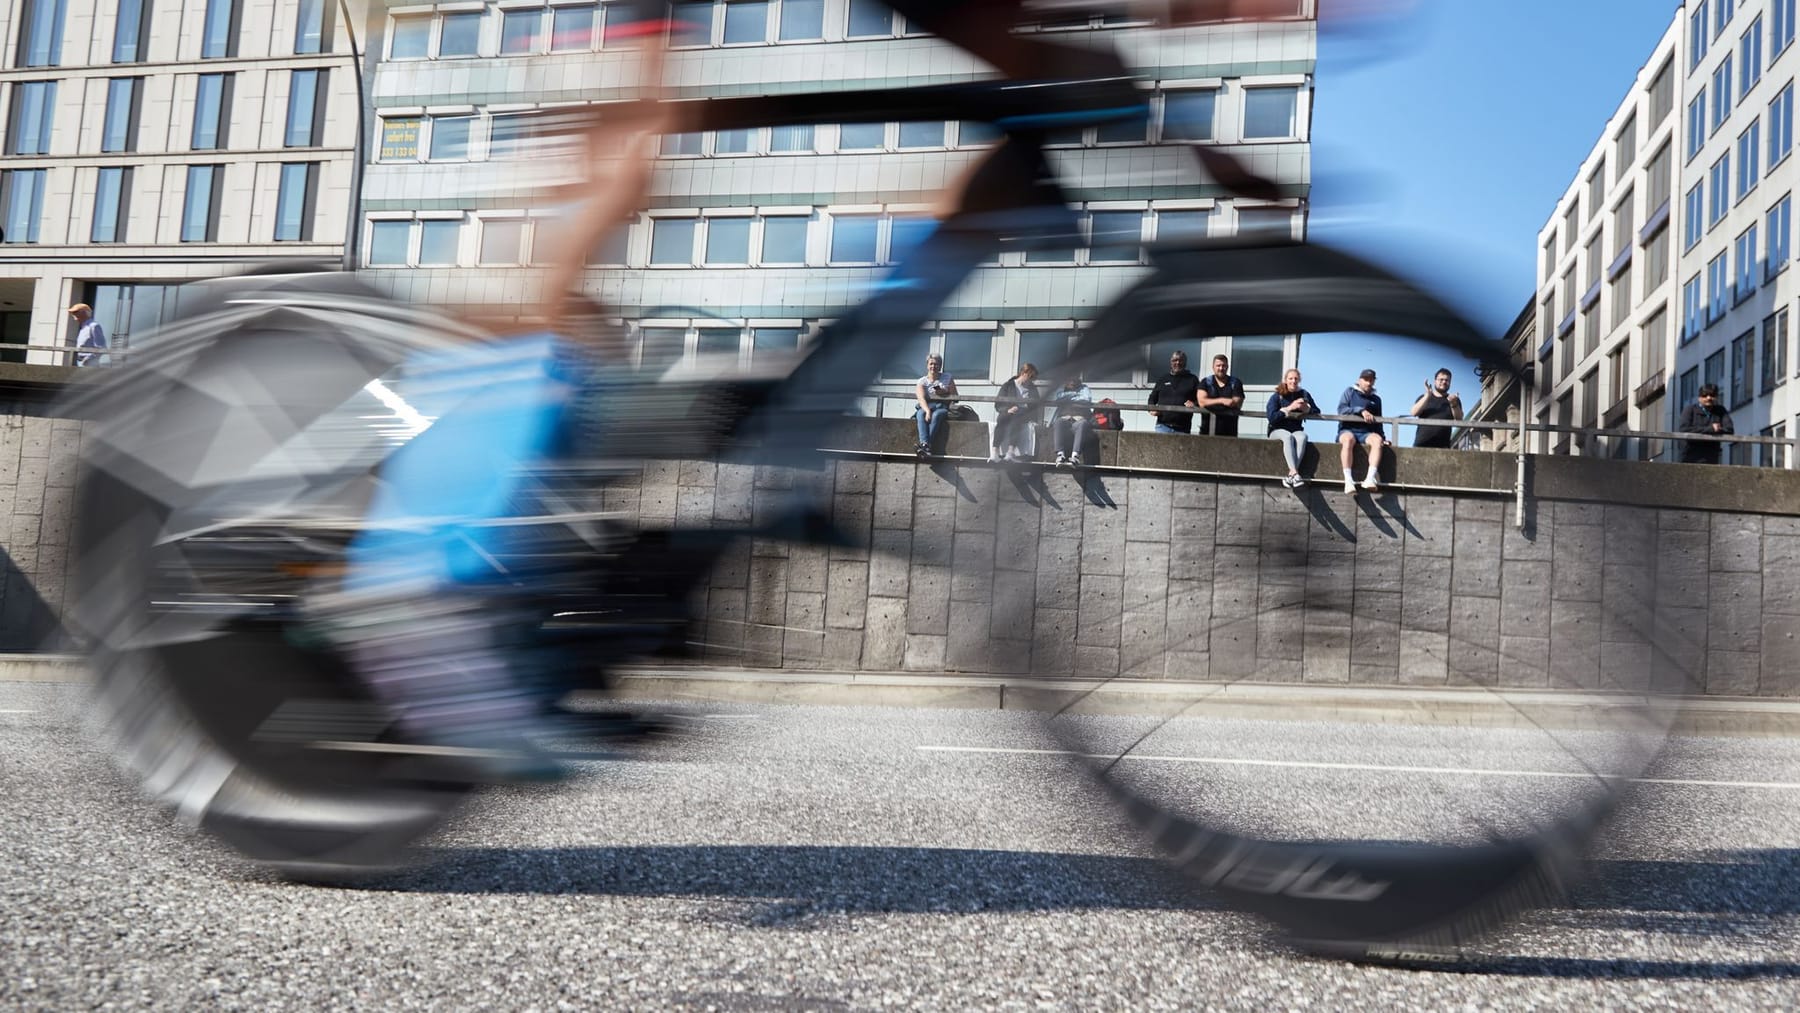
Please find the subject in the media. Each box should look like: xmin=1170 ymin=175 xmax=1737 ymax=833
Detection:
xmin=66 ymin=271 xmax=493 ymax=878
xmin=1033 ymin=239 xmax=1686 ymax=961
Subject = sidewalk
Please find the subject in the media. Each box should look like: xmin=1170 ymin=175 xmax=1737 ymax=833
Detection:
xmin=13 ymin=654 xmax=1800 ymax=737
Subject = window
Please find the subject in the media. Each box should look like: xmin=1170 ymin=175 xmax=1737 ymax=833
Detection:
xmin=1238 ymin=206 xmax=1293 ymax=239
xmin=1607 ymin=345 xmax=1628 ymax=412
xmin=942 ymin=329 xmax=993 ymax=383
xmin=99 ymin=78 xmax=140 ymax=153
xmin=759 ymin=216 xmax=808 ymax=263
xmin=1692 ymin=1 xmax=1711 ymax=69
xmin=501 ymin=7 xmax=545 ymax=53
xmin=1612 ymin=189 xmax=1634 ymax=258
xmin=1710 ymin=154 xmax=1731 ymax=224
xmin=1742 ymin=17 xmax=1764 ymax=98
xmin=1760 ymin=422 xmax=1787 ymax=469
xmin=114 ymin=0 xmax=149 ymax=62
xmin=838 ymin=122 xmax=884 ymax=150
xmin=1615 ymin=113 xmax=1637 ymax=174
xmin=6 ymin=81 xmax=56 ymax=155
xmin=1649 ymin=57 xmax=1674 ymax=125
xmin=1095 ymin=109 xmax=1148 ymax=144
xmin=779 ymin=0 xmax=824 ymax=39
xmin=1163 ymin=91 xmax=1216 ymax=141
xmin=368 ymin=220 xmax=409 ymax=265
xmin=1582 ymin=306 xmax=1601 ymax=357
xmin=1088 ymin=210 xmax=1143 ymax=263
xmin=0 ymin=170 xmax=46 ymax=242
xmin=703 ymin=216 xmax=752 ymax=264
xmin=17 ymin=0 xmax=65 ymax=67
xmin=273 ymin=163 xmax=317 ymax=242
xmin=91 ymin=166 xmax=130 ymax=243
xmin=662 ymin=132 xmax=702 ymax=156
xmin=1780 ymin=0 xmax=1798 ymax=55
xmin=418 ymin=219 xmax=460 ymax=265
xmin=181 ymin=165 xmax=221 ymax=242
xmin=191 ymin=74 xmax=231 ymax=150
xmin=1738 ymin=121 xmax=1762 ymax=199
xmin=753 ymin=327 xmax=801 ymax=358
xmin=1585 ymin=162 xmax=1606 ymax=222
xmin=1712 ymin=55 xmax=1734 ymax=133
xmin=1647 ymin=140 xmax=1672 ymax=211
xmin=1682 ymin=273 xmax=1704 ymax=340
xmin=1232 ymin=334 xmax=1286 ymax=385
xmin=1687 ymin=89 xmax=1707 ymax=161
xmin=722 ymin=0 xmax=769 ymax=44
xmin=1542 ymin=234 xmax=1558 ymax=283
xmin=201 ymin=0 xmax=239 ymax=59
xmin=295 ymin=0 xmax=330 ymax=54
xmin=1584 ymin=231 xmax=1604 ymax=289
xmin=428 ymin=115 xmax=473 ymax=160
xmin=1156 ymin=209 xmax=1212 ymax=242
xmin=1242 ymin=86 xmax=1299 ymax=139
xmin=896 ymin=121 xmax=944 ymax=149
xmin=888 ymin=216 xmax=934 ymax=262
xmin=1611 ymin=260 xmax=1632 ymax=325
xmin=1563 ymin=202 xmax=1580 ymax=252
xmin=714 ymin=128 xmax=755 ymax=153
xmin=829 ymin=214 xmax=880 ymax=263
xmin=390 ymin=15 xmax=429 ymax=58
xmin=769 ymin=124 xmax=814 ymax=152
xmin=478 ymin=219 xmax=525 ymax=265
xmin=1643 ymin=305 xmax=1668 ymax=387
xmin=958 ymin=120 xmax=998 ymax=147
xmin=649 ymin=217 xmax=697 ymax=264
xmin=439 ymin=12 xmax=481 ymax=56
xmin=1717 ymin=0 xmax=1735 ymax=39
xmin=1016 ymin=330 xmax=1070 ymax=375
xmin=1646 ymin=226 xmax=1670 ymax=287
xmin=1763 ymin=309 xmax=1789 ymax=392
xmin=1708 ymin=251 xmax=1730 ymax=320
xmin=1735 ymin=224 xmax=1759 ymax=299
xmin=285 ymin=69 xmax=325 ymax=147
xmin=551 ymin=4 xmax=596 ymax=51
xmin=379 ymin=116 xmax=420 ymax=159
xmin=846 ymin=0 xmax=894 ymax=37
xmin=1731 ymin=329 xmax=1756 ymax=407
xmin=1678 ymin=366 xmax=1700 ymax=411
xmin=1704 ymin=348 xmax=1726 ymax=391
xmin=1770 ymin=194 xmax=1793 ymax=278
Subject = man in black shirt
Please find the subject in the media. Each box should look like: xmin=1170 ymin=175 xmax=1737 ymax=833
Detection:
xmin=1678 ymin=383 xmax=1735 ymax=463
xmin=1146 ymin=350 xmax=1202 ymax=434
xmin=1409 ymin=367 xmax=1463 ymax=448
xmin=1197 ymin=354 xmax=1245 ymax=437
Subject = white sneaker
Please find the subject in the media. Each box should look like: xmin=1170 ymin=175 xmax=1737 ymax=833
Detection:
xmin=988 ymin=450 xmax=1002 ymax=463
xmin=1070 ymin=452 xmax=1083 ymax=466
xmin=1361 ymin=475 xmax=1382 ymax=491
xmin=1007 ymin=448 xmax=1029 ymax=462
xmin=1343 ymin=477 xmax=1356 ymax=495
xmin=1055 ymin=452 xmax=1068 ymax=466
xmin=1285 ymin=474 xmax=1303 ymax=489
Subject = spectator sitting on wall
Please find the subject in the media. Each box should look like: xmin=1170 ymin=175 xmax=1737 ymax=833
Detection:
xmin=1197 ymin=353 xmax=1245 ymax=437
xmin=990 ymin=361 xmax=1040 ymax=462
xmin=1410 ymin=367 xmax=1463 ymax=448
xmin=1337 ymin=367 xmax=1386 ymax=494
xmin=69 ymin=303 xmax=108 ymax=367
xmin=1678 ymin=382 xmax=1735 ymax=464
xmin=1051 ymin=374 xmax=1095 ymax=467
xmin=1146 ymin=350 xmax=1202 ymax=434
xmin=1266 ymin=367 xmax=1319 ymax=489
xmin=913 ymin=352 xmax=958 ymax=458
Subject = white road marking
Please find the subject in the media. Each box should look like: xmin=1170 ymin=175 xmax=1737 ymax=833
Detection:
xmin=916 ymin=745 xmax=1800 ymax=790
xmin=0 ymin=710 xmax=36 ymax=715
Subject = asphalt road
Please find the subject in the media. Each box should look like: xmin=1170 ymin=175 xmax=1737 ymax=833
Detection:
xmin=5 ymin=680 xmax=1800 ymax=1010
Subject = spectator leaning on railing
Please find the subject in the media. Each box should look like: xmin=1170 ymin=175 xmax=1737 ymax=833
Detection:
xmin=1409 ymin=367 xmax=1463 ymax=449
xmin=1146 ymin=350 xmax=1202 ymax=434
xmin=1677 ymin=383 xmax=1735 ymax=464
xmin=1197 ymin=354 xmax=1245 ymax=437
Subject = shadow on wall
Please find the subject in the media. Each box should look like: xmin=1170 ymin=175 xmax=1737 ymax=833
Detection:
xmin=0 ymin=542 xmax=64 ymax=651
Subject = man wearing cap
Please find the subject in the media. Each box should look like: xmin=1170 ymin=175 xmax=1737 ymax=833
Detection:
xmin=1336 ymin=368 xmax=1386 ymax=494
xmin=68 ymin=303 xmax=108 ymax=367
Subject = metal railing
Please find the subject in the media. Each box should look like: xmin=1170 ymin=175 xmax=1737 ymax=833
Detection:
xmin=2 ymin=343 xmax=130 ymax=368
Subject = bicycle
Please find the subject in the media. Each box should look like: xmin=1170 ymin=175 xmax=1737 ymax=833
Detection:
xmin=64 ymin=64 xmax=1670 ymax=964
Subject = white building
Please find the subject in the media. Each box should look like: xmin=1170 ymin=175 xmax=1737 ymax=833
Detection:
xmin=356 ymin=0 xmax=1317 ymax=428
xmin=0 ymin=0 xmax=360 ymax=361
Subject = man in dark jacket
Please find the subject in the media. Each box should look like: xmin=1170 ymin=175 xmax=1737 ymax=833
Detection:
xmin=1678 ymin=383 xmax=1735 ymax=464
xmin=1197 ymin=353 xmax=1245 ymax=437
xmin=1146 ymin=350 xmax=1202 ymax=434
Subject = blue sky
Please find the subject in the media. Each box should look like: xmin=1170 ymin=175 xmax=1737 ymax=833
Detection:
xmin=1295 ymin=0 xmax=1680 ymax=429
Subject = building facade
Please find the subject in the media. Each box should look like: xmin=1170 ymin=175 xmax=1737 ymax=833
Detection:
xmin=0 ymin=0 xmax=361 ymax=361
xmin=356 ymin=0 xmax=1316 ymax=430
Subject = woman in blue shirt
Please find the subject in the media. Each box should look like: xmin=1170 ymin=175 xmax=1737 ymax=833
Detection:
xmin=1266 ymin=367 xmax=1319 ymax=488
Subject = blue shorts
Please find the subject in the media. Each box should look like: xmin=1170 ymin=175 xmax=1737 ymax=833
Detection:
xmin=1339 ymin=428 xmax=1384 ymax=445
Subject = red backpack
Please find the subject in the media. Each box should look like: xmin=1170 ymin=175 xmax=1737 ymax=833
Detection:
xmin=1091 ymin=398 xmax=1125 ymax=431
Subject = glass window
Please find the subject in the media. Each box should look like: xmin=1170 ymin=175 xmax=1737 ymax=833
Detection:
xmin=1237 ymin=206 xmax=1292 ymax=238
xmin=1016 ymin=331 xmax=1070 ymax=374
xmin=273 ymin=163 xmax=316 ymax=242
xmin=704 ymin=217 xmax=752 ymax=264
xmin=1163 ymin=90 xmax=1216 ymax=141
xmin=586 ymin=220 xmax=629 ymax=265
xmin=838 ymin=122 xmax=885 ymax=150
xmin=1024 ymin=238 xmax=1075 ymax=264
xmin=380 ymin=116 xmax=421 ymax=160
xmin=91 ymin=166 xmax=129 ymax=243
xmin=846 ymin=0 xmax=893 ymax=37
xmin=7 ymin=81 xmax=57 ymax=156
xmin=1646 ymin=225 xmax=1670 ymax=287
xmin=1687 ymin=89 xmax=1706 ymax=161
xmin=958 ymin=121 xmax=998 ymax=147
xmin=650 ymin=217 xmax=697 ymax=264
xmin=888 ymin=216 xmax=935 ymax=262
xmin=1156 ymin=209 xmax=1211 ymax=242
xmin=501 ymin=8 xmax=544 ymax=53
xmin=390 ymin=15 xmax=430 ymax=58
xmin=93 ymin=78 xmax=138 ymax=159
xmin=896 ymin=121 xmax=944 ymax=148
xmin=942 ymin=330 xmax=992 ymax=383
xmin=1738 ymin=121 xmax=1762 ymax=200
xmin=753 ymin=327 xmax=801 ymax=356
xmin=778 ymin=0 xmax=823 ymax=39
xmin=1242 ymin=86 xmax=1299 ymax=139
xmin=633 ymin=327 xmax=684 ymax=370
xmin=181 ymin=164 xmax=219 ymax=242
xmin=1614 ymin=113 xmax=1637 ymax=174
xmin=1769 ymin=194 xmax=1793 ymax=277
xmin=479 ymin=219 xmax=525 ymax=265
xmin=1586 ymin=161 xmax=1605 ymax=221
xmin=1712 ymin=55 xmax=1734 ymax=133
xmin=723 ymin=0 xmax=769 ymax=43
xmin=367 ymin=220 xmax=409 ymax=265
xmin=1710 ymin=154 xmax=1731 ymax=224
xmin=1705 ymin=348 xmax=1726 ymax=390
xmin=295 ymin=0 xmax=329 ymax=54
xmin=439 ymin=12 xmax=481 ymax=56
xmin=668 ymin=0 xmax=711 ymax=46
xmin=696 ymin=329 xmax=740 ymax=358
xmin=114 ymin=0 xmax=149 ymax=63
xmin=418 ymin=219 xmax=460 ymax=265
xmin=770 ymin=124 xmax=815 ymax=151
xmin=1 ymin=170 xmax=47 ymax=242
xmin=201 ymin=0 xmax=237 ymax=59
xmin=1692 ymin=1 xmax=1710 ymax=69
xmin=1231 ymin=335 xmax=1285 ymax=386
xmin=1742 ymin=16 xmax=1764 ymax=97
xmin=1684 ymin=181 xmax=1705 ymax=249
xmin=285 ymin=69 xmax=323 ymax=147
xmin=1708 ymin=251 xmax=1730 ymax=320
xmin=551 ymin=4 xmax=595 ymax=51
xmin=1763 ymin=309 xmax=1789 ymax=392
xmin=429 ymin=115 xmax=473 ymax=160
xmin=1647 ymin=140 xmax=1673 ymax=210
xmin=192 ymin=74 xmax=230 ymax=150
xmin=761 ymin=216 xmax=808 ymax=263
xmin=714 ymin=128 xmax=755 ymax=153
xmin=878 ymin=331 xmax=933 ymax=381
xmin=829 ymin=214 xmax=879 ymax=262
xmin=1682 ymin=273 xmax=1704 ymax=339
xmin=1648 ymin=57 xmax=1674 ymax=125
xmin=1088 ymin=210 xmax=1142 ymax=262
xmin=1772 ymin=82 xmax=1795 ymax=166
xmin=1780 ymin=0 xmax=1798 ymax=54
xmin=1731 ymin=330 xmax=1755 ymax=407
xmin=1096 ymin=108 xmax=1149 ymax=144
xmin=1735 ymin=224 xmax=1759 ymax=298
xmin=662 ymin=131 xmax=702 ymax=156
xmin=488 ymin=113 xmax=534 ymax=159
